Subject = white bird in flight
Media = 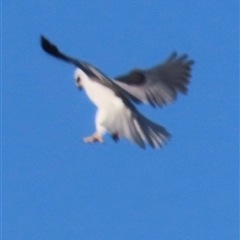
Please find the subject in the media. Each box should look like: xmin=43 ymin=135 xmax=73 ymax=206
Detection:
xmin=40 ymin=35 xmax=194 ymax=149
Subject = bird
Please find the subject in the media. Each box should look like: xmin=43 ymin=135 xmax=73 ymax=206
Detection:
xmin=40 ymin=35 xmax=194 ymax=149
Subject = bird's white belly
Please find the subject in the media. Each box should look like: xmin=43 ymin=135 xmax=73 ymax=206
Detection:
xmin=83 ymin=79 xmax=124 ymax=109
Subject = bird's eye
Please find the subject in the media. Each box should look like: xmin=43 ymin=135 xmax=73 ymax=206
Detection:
xmin=76 ymin=77 xmax=81 ymax=83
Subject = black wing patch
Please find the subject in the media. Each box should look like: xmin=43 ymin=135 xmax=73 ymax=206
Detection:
xmin=115 ymin=70 xmax=146 ymax=85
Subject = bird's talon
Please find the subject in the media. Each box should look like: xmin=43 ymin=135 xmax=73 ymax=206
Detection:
xmin=83 ymin=134 xmax=104 ymax=143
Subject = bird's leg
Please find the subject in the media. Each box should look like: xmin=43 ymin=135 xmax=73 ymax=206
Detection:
xmin=111 ymin=132 xmax=120 ymax=142
xmin=83 ymin=132 xmax=104 ymax=143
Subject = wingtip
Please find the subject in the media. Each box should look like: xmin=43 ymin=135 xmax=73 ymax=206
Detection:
xmin=167 ymin=51 xmax=178 ymax=61
xmin=40 ymin=34 xmax=47 ymax=46
xmin=168 ymin=51 xmax=195 ymax=65
xmin=40 ymin=34 xmax=61 ymax=57
xmin=40 ymin=35 xmax=51 ymax=50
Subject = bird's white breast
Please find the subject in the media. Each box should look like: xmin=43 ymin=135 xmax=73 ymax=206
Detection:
xmin=82 ymin=76 xmax=124 ymax=110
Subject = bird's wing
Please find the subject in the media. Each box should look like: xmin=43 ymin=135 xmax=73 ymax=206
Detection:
xmin=41 ymin=35 xmax=113 ymax=83
xmin=41 ymin=36 xmax=95 ymax=76
xmin=102 ymin=106 xmax=170 ymax=148
xmin=114 ymin=52 xmax=194 ymax=107
xmin=40 ymin=35 xmax=141 ymax=103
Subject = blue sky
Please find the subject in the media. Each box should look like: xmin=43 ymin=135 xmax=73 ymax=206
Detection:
xmin=2 ymin=1 xmax=239 ymax=239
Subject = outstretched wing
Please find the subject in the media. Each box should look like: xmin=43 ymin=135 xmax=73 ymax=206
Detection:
xmin=41 ymin=35 xmax=120 ymax=87
xmin=114 ymin=52 xmax=194 ymax=107
xmin=41 ymin=35 xmax=98 ymax=77
xmin=40 ymin=35 xmax=141 ymax=103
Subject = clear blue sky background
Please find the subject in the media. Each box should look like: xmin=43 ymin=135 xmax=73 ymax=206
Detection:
xmin=2 ymin=1 xmax=239 ymax=239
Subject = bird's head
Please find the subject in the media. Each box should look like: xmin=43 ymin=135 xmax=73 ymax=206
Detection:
xmin=74 ymin=68 xmax=86 ymax=90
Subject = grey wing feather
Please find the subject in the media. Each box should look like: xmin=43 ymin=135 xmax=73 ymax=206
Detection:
xmin=102 ymin=107 xmax=170 ymax=148
xmin=114 ymin=52 xmax=194 ymax=107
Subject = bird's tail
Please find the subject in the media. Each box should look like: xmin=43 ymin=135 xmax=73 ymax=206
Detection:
xmin=105 ymin=107 xmax=171 ymax=149
xmin=131 ymin=112 xmax=171 ymax=148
